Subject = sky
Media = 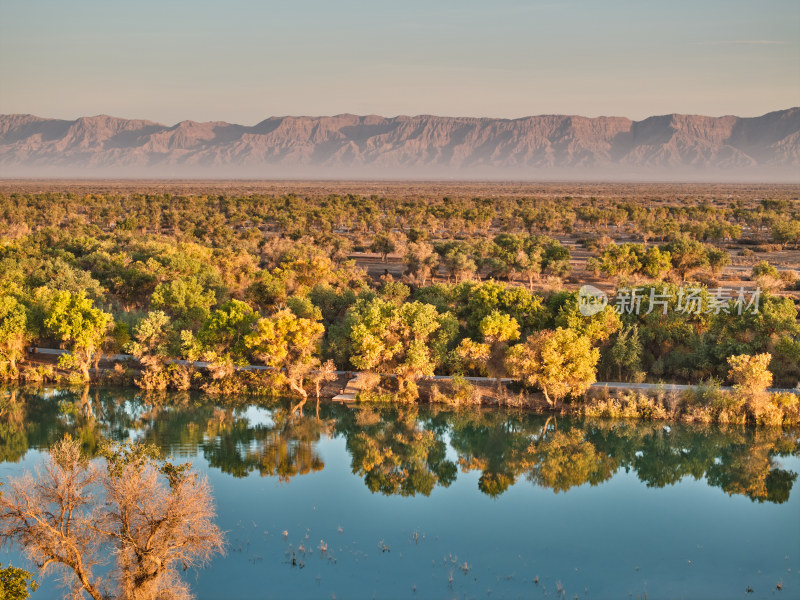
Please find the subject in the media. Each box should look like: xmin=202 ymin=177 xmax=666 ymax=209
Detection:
xmin=0 ymin=0 xmax=798 ymax=124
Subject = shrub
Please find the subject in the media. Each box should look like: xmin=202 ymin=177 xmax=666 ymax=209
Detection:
xmin=727 ymin=353 xmax=773 ymax=393
xmin=581 ymin=393 xmax=667 ymax=420
xmin=440 ymin=375 xmax=483 ymax=406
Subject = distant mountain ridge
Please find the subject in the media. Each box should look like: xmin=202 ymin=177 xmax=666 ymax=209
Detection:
xmin=1 ymin=109 xmax=798 ymax=180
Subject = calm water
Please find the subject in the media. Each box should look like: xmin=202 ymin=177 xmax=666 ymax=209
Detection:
xmin=1 ymin=386 xmax=798 ymax=600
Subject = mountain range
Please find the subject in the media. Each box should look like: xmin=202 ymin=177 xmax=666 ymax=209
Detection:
xmin=1 ymin=108 xmax=798 ymax=180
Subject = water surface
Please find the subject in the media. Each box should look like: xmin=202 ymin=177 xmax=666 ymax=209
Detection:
xmin=0 ymin=387 xmax=798 ymax=599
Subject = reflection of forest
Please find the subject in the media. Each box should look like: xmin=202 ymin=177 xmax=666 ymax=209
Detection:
xmin=338 ymin=405 xmax=457 ymax=496
xmin=1 ymin=388 xmax=798 ymax=503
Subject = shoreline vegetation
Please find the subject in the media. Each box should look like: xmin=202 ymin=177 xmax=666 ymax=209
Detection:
xmin=12 ymin=347 xmax=800 ymax=428
xmin=1 ymin=185 xmax=799 ymax=427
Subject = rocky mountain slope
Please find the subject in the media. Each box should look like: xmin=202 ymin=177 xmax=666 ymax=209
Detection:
xmin=1 ymin=108 xmax=797 ymax=180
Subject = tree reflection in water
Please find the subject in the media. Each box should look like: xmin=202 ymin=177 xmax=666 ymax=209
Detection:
xmin=446 ymin=409 xmax=539 ymax=497
xmin=338 ymin=405 xmax=457 ymax=496
xmin=1 ymin=388 xmax=797 ymax=503
xmin=203 ymin=403 xmax=330 ymax=481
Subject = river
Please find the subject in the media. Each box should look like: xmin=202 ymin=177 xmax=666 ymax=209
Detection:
xmin=0 ymin=386 xmax=798 ymax=599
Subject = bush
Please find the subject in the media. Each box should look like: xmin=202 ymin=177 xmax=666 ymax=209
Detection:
xmin=682 ymin=404 xmax=714 ymax=424
xmin=773 ymin=392 xmax=800 ymax=422
xmin=355 ymin=390 xmax=398 ymax=403
xmin=437 ymin=375 xmax=483 ymax=406
xmin=753 ymin=401 xmax=784 ymax=426
xmin=691 ymin=377 xmax=725 ymax=405
xmin=581 ymin=393 xmax=668 ymax=420
xmin=20 ymin=364 xmax=55 ymax=383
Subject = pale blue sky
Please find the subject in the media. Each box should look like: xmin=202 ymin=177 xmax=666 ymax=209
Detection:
xmin=1 ymin=0 xmax=797 ymax=123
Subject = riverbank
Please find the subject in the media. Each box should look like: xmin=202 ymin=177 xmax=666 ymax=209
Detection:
xmin=10 ymin=348 xmax=800 ymax=428
xmin=416 ymin=376 xmax=800 ymax=427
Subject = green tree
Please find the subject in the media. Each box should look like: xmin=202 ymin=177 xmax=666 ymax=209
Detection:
xmin=436 ymin=242 xmax=477 ymax=282
xmin=151 ymin=277 xmax=216 ymax=330
xmin=751 ymin=260 xmax=783 ymax=291
xmin=771 ymin=219 xmax=800 ymax=248
xmin=0 ymin=563 xmax=38 ymax=600
xmin=347 ymin=298 xmax=454 ymax=400
xmin=370 ymin=233 xmax=397 ymax=263
xmin=622 ymin=283 xmax=713 ymax=382
xmin=551 ymin=291 xmax=621 ymax=344
xmin=127 ymin=311 xmax=176 ymax=390
xmin=541 ymin=240 xmax=572 ymax=277
xmin=596 ymin=243 xmax=642 ymax=278
xmin=752 ymin=260 xmax=779 ymax=279
xmin=377 ymin=281 xmax=411 ymax=306
xmin=772 ymin=336 xmax=800 ymax=389
xmin=454 ymin=280 xmax=547 ymax=339
xmin=708 ymin=292 xmax=799 ymax=384
xmin=727 ymin=353 xmax=773 ymax=393
xmin=640 ymin=246 xmax=672 ymax=280
xmin=706 ymin=247 xmax=730 ymax=275
xmin=42 ymin=290 xmax=112 ymax=383
xmin=487 ymin=233 xmax=524 ymax=280
xmin=198 ymin=299 xmax=258 ymax=363
xmin=516 ymin=241 xmax=543 ymax=290
xmin=0 ymin=295 xmax=28 ymax=380
xmin=247 ymin=269 xmax=289 ymax=310
xmin=404 ymin=241 xmax=439 ymax=285
xmin=661 ymin=237 xmax=709 ymax=281
xmin=609 ymin=324 xmax=642 ymax=381
xmin=486 ymin=234 xmax=548 ymax=287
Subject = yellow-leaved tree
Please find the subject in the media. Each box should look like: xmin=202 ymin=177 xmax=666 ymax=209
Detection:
xmin=246 ymin=308 xmax=325 ymax=401
xmin=506 ymin=327 xmax=599 ymax=406
xmin=726 ymin=353 xmax=773 ymax=393
xmin=457 ymin=310 xmax=520 ymax=387
xmin=726 ymin=353 xmax=778 ymax=424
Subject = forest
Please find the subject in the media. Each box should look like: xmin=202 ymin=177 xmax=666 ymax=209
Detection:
xmin=1 ymin=182 xmax=799 ymax=425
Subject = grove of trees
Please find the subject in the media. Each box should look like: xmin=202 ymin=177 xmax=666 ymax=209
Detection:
xmin=0 ymin=188 xmax=797 ymax=415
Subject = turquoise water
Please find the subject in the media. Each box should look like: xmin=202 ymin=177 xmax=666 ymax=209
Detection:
xmin=0 ymin=387 xmax=798 ymax=599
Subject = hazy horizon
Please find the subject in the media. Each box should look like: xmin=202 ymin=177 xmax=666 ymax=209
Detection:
xmin=4 ymin=106 xmax=799 ymax=127
xmin=2 ymin=108 xmax=798 ymax=183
